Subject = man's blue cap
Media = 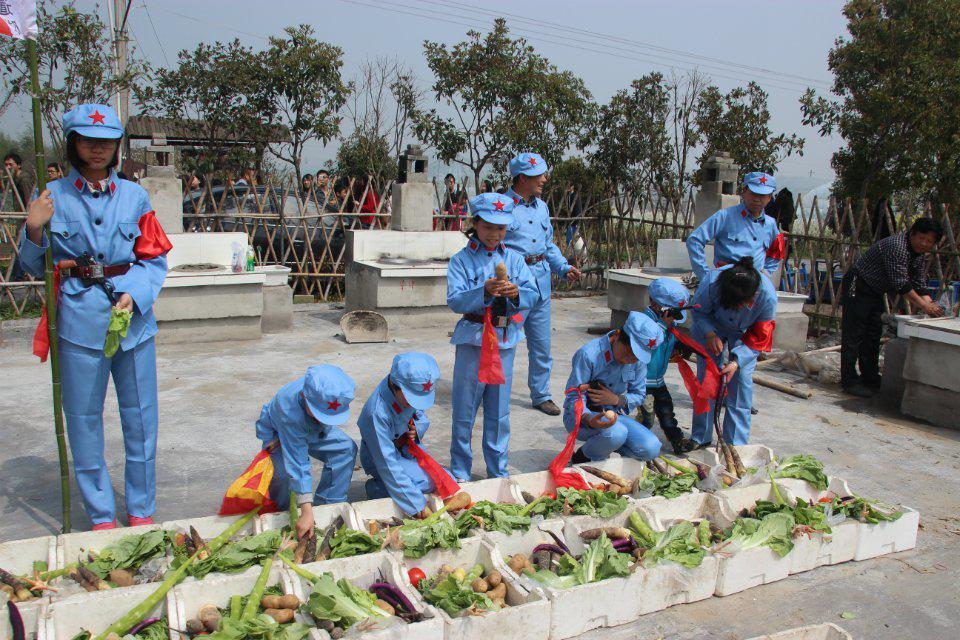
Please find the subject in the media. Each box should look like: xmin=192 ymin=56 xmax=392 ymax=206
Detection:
xmin=390 ymin=352 xmax=440 ymax=411
xmin=302 ymin=364 xmax=355 ymax=426
xmin=743 ymin=172 xmax=775 ymax=195
xmin=469 ymin=192 xmax=515 ymax=225
xmin=63 ymin=104 xmax=124 ymax=140
xmin=649 ymin=278 xmax=692 ymax=322
xmin=622 ymin=311 xmax=666 ymax=365
xmin=508 ymin=152 xmax=548 ymax=178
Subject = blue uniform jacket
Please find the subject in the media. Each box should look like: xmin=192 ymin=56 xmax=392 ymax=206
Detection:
xmin=447 ymin=239 xmax=536 ymax=349
xmin=256 ymin=377 xmax=339 ymax=496
xmin=563 ymin=333 xmax=648 ymax=432
xmin=642 ymin=308 xmax=676 ymax=388
xmin=18 ymin=169 xmax=167 ymax=351
xmin=687 ymin=203 xmax=782 ymax=280
xmin=503 ymin=188 xmax=571 ymax=301
xmin=357 ymin=378 xmax=430 ymax=516
xmin=691 ymin=266 xmax=778 ymax=367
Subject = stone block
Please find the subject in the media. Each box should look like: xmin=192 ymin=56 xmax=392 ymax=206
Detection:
xmin=606 ymin=278 xmax=648 ymax=313
xmin=261 ymin=284 xmax=293 ymax=333
xmin=881 ymin=337 xmax=909 ymax=402
xmin=140 ymin=176 xmax=183 ymax=234
xmin=345 ymin=262 xmax=447 ymax=310
xmin=347 ymin=230 xmax=464 ymax=262
xmin=903 ymin=337 xmax=960 ymax=392
xmin=901 ymin=381 xmax=960 ymax=430
xmin=694 ymin=193 xmax=740 ymax=227
xmin=772 ymin=312 xmax=809 ymax=353
xmin=390 ymin=182 xmax=435 ymax=232
xmin=157 ymin=316 xmax=261 ymax=344
xmin=154 ymin=283 xmax=263 ymax=322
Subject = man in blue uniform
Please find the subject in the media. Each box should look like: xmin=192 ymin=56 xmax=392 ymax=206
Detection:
xmin=689 ymin=257 xmax=778 ymax=446
xmin=448 ymin=192 xmax=537 ymax=481
xmin=256 ymin=364 xmax=358 ymax=539
xmin=359 ymin=352 xmax=442 ymax=518
xmin=564 ymin=311 xmax=665 ymax=464
xmin=504 ymin=152 xmax=581 ymax=416
xmin=21 ymin=104 xmax=171 ymax=529
xmin=687 ymin=172 xmax=786 ymax=281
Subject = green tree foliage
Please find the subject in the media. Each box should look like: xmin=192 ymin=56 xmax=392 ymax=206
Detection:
xmin=262 ymin=25 xmax=350 ymax=183
xmin=800 ymin=0 xmax=960 ymax=203
xmin=697 ymin=82 xmax=804 ymax=177
xmin=545 ymin=156 xmax=610 ymax=217
xmin=333 ymin=129 xmax=397 ymax=187
xmin=412 ymin=19 xmax=595 ymax=190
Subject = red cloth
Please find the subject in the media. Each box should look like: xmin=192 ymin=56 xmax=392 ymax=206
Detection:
xmin=359 ymin=190 xmax=381 ymax=226
xmin=478 ymin=307 xmax=506 ymax=385
xmin=741 ymin=320 xmax=776 ymax=352
xmin=407 ymin=432 xmax=460 ymax=499
xmin=134 ymin=210 xmax=173 ymax=260
xmin=547 ymin=386 xmax=592 ymax=491
xmin=766 ymin=233 xmax=787 ymax=260
xmin=668 ymin=327 xmax=722 ymax=415
xmin=32 ymin=263 xmax=61 ymax=362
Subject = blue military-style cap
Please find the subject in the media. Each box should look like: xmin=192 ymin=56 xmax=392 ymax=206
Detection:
xmin=508 ymin=152 xmax=548 ymax=178
xmin=469 ymin=192 xmax=515 ymax=225
xmin=743 ymin=172 xmax=775 ymax=195
xmin=621 ymin=311 xmax=665 ymax=365
xmin=63 ymin=103 xmax=124 ymax=140
xmin=302 ymin=364 xmax=355 ymax=426
xmin=648 ymin=278 xmax=692 ymax=322
xmin=390 ymin=352 xmax=441 ymax=411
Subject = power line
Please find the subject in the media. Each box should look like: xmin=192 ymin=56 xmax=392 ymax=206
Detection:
xmin=151 ymin=5 xmax=270 ymax=42
xmin=140 ymin=1 xmax=170 ymax=68
xmin=335 ymin=0 xmax=814 ymax=94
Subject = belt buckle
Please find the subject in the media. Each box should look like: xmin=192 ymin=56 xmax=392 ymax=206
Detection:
xmin=493 ymin=316 xmax=508 ymax=328
xmin=89 ymin=264 xmax=104 ymax=279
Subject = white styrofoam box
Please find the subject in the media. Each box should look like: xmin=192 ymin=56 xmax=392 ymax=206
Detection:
xmin=352 ymin=496 xmax=445 ymax=532
xmin=171 ymin=563 xmax=321 ymax=640
xmin=713 ymin=544 xmax=792 ymax=596
xmin=37 ymin=583 xmax=167 ymax=640
xmin=636 ymin=491 xmax=730 ymax=530
xmin=0 ymin=536 xmax=58 ymax=577
xmin=161 ymin=513 xmax=258 ymax=543
xmin=562 ymin=511 xmax=718 ymax=616
xmin=853 ymin=506 xmax=920 ymax=561
xmin=729 ymin=444 xmax=776 ymax=470
xmin=507 ymin=469 xmax=590 ymax=504
xmin=288 ymin=553 xmax=444 ymax=640
xmin=394 ymin=538 xmax=550 ymax=640
xmin=2 ymin=596 xmax=45 ymax=640
xmin=259 ymin=502 xmax=361 ymax=535
xmin=746 ymin=622 xmax=853 ymax=640
xmin=573 ymin=456 xmax=648 ymax=484
xmin=684 ymin=447 xmax=723 ymax=470
xmin=456 ymin=477 xmax=521 ymax=505
xmin=481 ymin=522 xmax=566 ymax=596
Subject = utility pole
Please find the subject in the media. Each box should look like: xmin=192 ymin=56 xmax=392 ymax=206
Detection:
xmin=111 ymin=0 xmax=130 ymax=165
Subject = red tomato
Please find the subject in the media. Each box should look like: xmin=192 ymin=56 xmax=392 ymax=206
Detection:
xmin=408 ymin=567 xmax=426 ymax=587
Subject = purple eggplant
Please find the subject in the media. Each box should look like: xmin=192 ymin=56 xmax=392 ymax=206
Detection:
xmin=530 ymin=543 xmax=567 ymax=556
xmin=369 ymin=581 xmax=417 ymax=614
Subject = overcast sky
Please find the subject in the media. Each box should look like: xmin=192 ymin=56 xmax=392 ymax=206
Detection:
xmin=3 ymin=0 xmax=849 ymax=185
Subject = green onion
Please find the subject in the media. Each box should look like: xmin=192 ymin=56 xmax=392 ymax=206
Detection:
xmin=241 ymin=558 xmax=274 ymax=621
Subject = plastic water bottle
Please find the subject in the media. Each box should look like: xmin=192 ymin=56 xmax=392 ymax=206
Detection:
xmin=230 ymin=242 xmax=244 ymax=273
xmin=246 ymin=245 xmax=255 ymax=272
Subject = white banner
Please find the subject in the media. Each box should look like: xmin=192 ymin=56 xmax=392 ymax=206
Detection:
xmin=0 ymin=0 xmax=37 ymax=40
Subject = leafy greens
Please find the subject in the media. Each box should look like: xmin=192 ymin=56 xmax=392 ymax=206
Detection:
xmin=528 ymin=533 xmax=632 ymax=590
xmin=453 ymin=501 xmax=532 ymax=537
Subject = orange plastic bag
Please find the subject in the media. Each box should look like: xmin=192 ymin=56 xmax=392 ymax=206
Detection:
xmin=219 ymin=447 xmax=279 ymax=516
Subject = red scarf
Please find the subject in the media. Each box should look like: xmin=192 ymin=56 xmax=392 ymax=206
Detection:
xmin=407 ymin=429 xmax=460 ymax=499
xmin=547 ymin=386 xmax=592 ymax=490
xmin=669 ymin=327 xmax=722 ymax=414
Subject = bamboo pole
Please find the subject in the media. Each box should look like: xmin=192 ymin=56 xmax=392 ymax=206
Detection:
xmin=27 ymin=37 xmax=72 ymax=532
xmin=753 ymin=374 xmax=813 ymax=399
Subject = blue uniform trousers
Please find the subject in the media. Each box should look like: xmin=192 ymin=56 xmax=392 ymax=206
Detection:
xmin=59 ymin=337 xmax=158 ymax=524
xmin=524 ymin=293 xmax=553 ymax=405
xmin=360 ymin=445 xmax=435 ymax=502
xmin=450 ymin=344 xmax=516 ymax=480
xmin=576 ymin=414 xmax=661 ymax=461
xmin=267 ymin=429 xmax=358 ymax=509
xmin=690 ymin=348 xmax=757 ymax=445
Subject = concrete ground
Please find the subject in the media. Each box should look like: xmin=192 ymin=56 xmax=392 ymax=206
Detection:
xmin=2 ymin=295 xmax=958 ymax=639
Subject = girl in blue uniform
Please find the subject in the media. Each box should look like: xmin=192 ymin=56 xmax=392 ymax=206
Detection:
xmin=21 ymin=104 xmax=172 ymax=530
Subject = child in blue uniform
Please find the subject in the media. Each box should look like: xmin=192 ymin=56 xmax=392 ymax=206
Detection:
xmin=690 ymin=256 xmax=778 ymax=446
xmin=564 ymin=312 xmax=665 ymax=464
xmin=256 ymin=364 xmax=358 ymax=540
xmin=21 ymin=104 xmax=172 ymax=530
xmin=448 ymin=193 xmax=536 ymax=481
xmin=359 ymin=352 xmax=442 ymax=518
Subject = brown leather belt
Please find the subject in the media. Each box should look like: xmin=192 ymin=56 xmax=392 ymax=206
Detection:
xmin=525 ymin=254 xmax=545 ymax=265
xmin=61 ymin=264 xmax=130 ymax=279
xmin=463 ymin=313 xmax=509 ymax=328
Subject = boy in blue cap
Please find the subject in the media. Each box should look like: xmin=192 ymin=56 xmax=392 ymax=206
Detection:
xmin=448 ymin=192 xmax=537 ymax=481
xmin=503 ymin=152 xmax=581 ymax=417
xmin=563 ymin=311 xmax=665 ymax=464
xmin=256 ymin=364 xmax=359 ymax=539
xmin=687 ymin=172 xmax=786 ymax=281
xmin=21 ymin=103 xmax=172 ymax=530
xmin=640 ymin=278 xmax=693 ymax=455
xmin=359 ymin=352 xmax=443 ymax=518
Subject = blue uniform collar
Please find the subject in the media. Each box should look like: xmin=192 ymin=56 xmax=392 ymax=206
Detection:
xmin=378 ymin=378 xmax=414 ymax=420
xmin=600 ymin=332 xmax=616 ymax=366
xmin=467 ymin=237 xmax=506 ymax=254
xmin=737 ymin=203 xmax=766 ymax=224
xmin=505 ymin=187 xmax=537 ymax=207
xmin=69 ymin=168 xmax=118 ymax=196
xmin=643 ymin=307 xmax=667 ymax=329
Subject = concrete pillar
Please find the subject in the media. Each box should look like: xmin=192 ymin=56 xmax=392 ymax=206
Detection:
xmin=693 ymin=152 xmax=741 ymax=227
xmin=390 ymin=182 xmax=435 ymax=232
xmin=140 ymin=173 xmax=184 ymax=235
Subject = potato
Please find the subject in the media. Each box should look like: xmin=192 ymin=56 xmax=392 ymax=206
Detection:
xmin=279 ymin=594 xmax=301 ymax=610
xmin=331 ymin=627 xmax=344 ymax=639
xmin=374 ymin=599 xmax=395 ymax=615
xmin=318 ymin=620 xmax=335 ymax=632
xmin=15 ymin=589 xmax=33 ymax=602
xmin=265 ymin=609 xmax=295 ymax=624
xmin=199 ymin=604 xmax=222 ymax=632
xmin=487 ymin=582 xmax=507 ymax=601
xmin=261 ymin=595 xmax=283 ymax=610
xmin=507 ymin=554 xmax=527 ymax=573
xmin=471 ymin=578 xmax=489 ymax=593
xmin=108 ymin=568 xmax=135 ymax=587
xmin=185 ymin=619 xmax=205 ymax=635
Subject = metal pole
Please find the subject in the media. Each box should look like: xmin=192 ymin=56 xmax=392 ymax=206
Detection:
xmin=27 ymin=37 xmax=72 ymax=533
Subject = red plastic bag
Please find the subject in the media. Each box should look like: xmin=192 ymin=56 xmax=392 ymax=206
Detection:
xmin=669 ymin=327 xmax=721 ymax=415
xmin=407 ymin=433 xmax=460 ymax=500
xmin=547 ymin=387 xmax=591 ymax=491
xmin=477 ymin=307 xmax=505 ymax=384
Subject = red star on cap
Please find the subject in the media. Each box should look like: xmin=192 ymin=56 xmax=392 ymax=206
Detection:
xmin=758 ymin=175 xmax=768 ymax=185
xmin=327 ymin=399 xmax=342 ymax=411
xmin=89 ymin=110 xmax=106 ymax=125
xmin=647 ymin=338 xmax=658 ymax=348
xmin=528 ymin=157 xmax=537 ymax=166
xmin=493 ymin=199 xmax=505 ymax=211
xmin=422 ymin=380 xmax=433 ymax=392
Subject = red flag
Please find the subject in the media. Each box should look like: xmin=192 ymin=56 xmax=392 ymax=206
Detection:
xmin=477 ymin=307 xmax=505 ymax=384
xmin=669 ymin=327 xmax=722 ymax=415
xmin=32 ymin=263 xmax=61 ymax=362
xmin=407 ymin=432 xmax=460 ymax=499
xmin=548 ymin=386 xmax=591 ymax=491
xmin=219 ymin=449 xmax=279 ymax=516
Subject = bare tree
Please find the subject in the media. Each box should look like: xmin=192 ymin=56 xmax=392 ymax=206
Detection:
xmin=665 ymin=70 xmax=710 ymax=202
xmin=343 ymin=56 xmax=422 ymax=160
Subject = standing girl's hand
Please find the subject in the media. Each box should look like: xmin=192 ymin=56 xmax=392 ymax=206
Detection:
xmin=114 ymin=293 xmax=134 ymax=312
xmin=26 ymin=189 xmax=54 ymax=244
